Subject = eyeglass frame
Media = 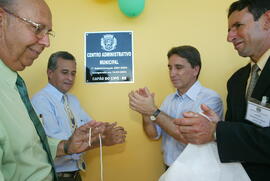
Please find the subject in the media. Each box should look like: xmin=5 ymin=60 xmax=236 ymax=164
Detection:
xmin=2 ymin=7 xmax=55 ymax=38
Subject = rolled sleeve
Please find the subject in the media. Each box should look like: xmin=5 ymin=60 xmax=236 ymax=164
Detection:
xmin=48 ymin=137 xmax=61 ymax=159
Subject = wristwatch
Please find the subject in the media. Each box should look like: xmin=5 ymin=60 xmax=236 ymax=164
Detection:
xmin=150 ymin=109 xmax=161 ymax=121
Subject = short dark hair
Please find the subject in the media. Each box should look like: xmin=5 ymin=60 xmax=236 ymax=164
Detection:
xmin=47 ymin=51 xmax=76 ymax=71
xmin=167 ymin=45 xmax=201 ymax=78
xmin=228 ymin=0 xmax=270 ymax=21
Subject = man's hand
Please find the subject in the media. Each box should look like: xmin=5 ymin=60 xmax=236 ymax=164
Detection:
xmin=199 ymin=104 xmax=220 ymax=123
xmin=102 ymin=122 xmax=127 ymax=146
xmin=174 ymin=104 xmax=220 ymax=144
xmin=128 ymin=87 xmax=157 ymax=115
xmin=61 ymin=120 xmax=105 ymax=155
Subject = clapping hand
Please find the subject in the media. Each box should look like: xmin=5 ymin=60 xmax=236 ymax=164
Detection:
xmin=128 ymin=87 xmax=157 ymax=115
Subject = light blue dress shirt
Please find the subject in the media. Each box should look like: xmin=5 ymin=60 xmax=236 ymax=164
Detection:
xmin=31 ymin=84 xmax=93 ymax=172
xmin=156 ymin=81 xmax=223 ymax=166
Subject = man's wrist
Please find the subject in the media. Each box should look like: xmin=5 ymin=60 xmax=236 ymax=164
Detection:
xmin=145 ymin=106 xmax=158 ymax=116
xmin=150 ymin=109 xmax=161 ymax=121
xmin=63 ymin=140 xmax=71 ymax=155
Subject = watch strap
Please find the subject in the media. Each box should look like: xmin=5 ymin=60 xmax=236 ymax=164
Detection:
xmin=152 ymin=109 xmax=161 ymax=118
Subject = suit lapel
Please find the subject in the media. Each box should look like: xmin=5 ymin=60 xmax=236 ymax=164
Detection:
xmin=237 ymin=64 xmax=250 ymax=118
xmin=237 ymin=64 xmax=250 ymax=102
xmin=228 ymin=63 xmax=250 ymax=123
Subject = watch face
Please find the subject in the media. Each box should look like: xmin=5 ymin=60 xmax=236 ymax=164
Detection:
xmin=150 ymin=115 xmax=156 ymax=121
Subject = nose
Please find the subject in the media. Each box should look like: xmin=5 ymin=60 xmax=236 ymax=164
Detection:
xmin=169 ymin=68 xmax=176 ymax=77
xmin=227 ymin=29 xmax=236 ymax=43
xmin=38 ymin=34 xmax=50 ymax=47
xmin=67 ymin=73 xmax=75 ymax=81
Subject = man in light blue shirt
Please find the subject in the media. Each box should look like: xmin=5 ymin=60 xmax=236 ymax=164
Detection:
xmin=32 ymin=51 xmax=126 ymax=181
xmin=129 ymin=45 xmax=223 ymax=169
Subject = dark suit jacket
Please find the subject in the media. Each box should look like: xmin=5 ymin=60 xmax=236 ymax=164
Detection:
xmin=216 ymin=57 xmax=270 ymax=181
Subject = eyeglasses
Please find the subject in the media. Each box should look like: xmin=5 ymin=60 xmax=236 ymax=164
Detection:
xmin=3 ymin=8 xmax=55 ymax=38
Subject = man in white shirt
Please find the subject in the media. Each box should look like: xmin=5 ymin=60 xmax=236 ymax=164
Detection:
xmin=32 ymin=51 xmax=127 ymax=181
xmin=129 ymin=45 xmax=223 ymax=169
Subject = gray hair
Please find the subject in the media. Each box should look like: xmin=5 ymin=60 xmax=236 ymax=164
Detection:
xmin=0 ymin=0 xmax=13 ymax=7
xmin=48 ymin=51 xmax=76 ymax=71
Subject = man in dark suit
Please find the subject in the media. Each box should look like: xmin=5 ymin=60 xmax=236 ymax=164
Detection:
xmin=174 ymin=0 xmax=270 ymax=181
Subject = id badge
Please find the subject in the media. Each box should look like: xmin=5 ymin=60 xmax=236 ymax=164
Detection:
xmin=245 ymin=98 xmax=270 ymax=127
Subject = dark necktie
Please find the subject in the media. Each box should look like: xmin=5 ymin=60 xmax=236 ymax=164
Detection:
xmin=246 ymin=64 xmax=260 ymax=99
xmin=16 ymin=74 xmax=58 ymax=181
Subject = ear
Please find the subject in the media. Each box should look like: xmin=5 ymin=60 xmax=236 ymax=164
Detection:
xmin=193 ymin=65 xmax=200 ymax=77
xmin=47 ymin=69 xmax=53 ymax=80
xmin=263 ymin=10 xmax=270 ymax=30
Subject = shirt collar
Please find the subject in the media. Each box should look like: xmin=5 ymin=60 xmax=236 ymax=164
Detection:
xmin=251 ymin=49 xmax=270 ymax=70
xmin=174 ymin=81 xmax=201 ymax=101
xmin=45 ymin=83 xmax=66 ymax=102
xmin=0 ymin=59 xmax=18 ymax=87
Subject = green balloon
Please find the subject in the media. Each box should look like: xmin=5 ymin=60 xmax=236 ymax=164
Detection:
xmin=118 ymin=0 xmax=145 ymax=17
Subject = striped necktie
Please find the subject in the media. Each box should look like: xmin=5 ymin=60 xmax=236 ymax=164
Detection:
xmin=246 ymin=64 xmax=260 ymax=99
xmin=63 ymin=94 xmax=77 ymax=131
xmin=63 ymin=94 xmax=86 ymax=171
xmin=16 ymin=74 xmax=58 ymax=181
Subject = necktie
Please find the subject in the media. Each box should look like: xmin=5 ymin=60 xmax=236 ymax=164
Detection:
xmin=63 ymin=94 xmax=77 ymax=131
xmin=63 ymin=95 xmax=86 ymax=171
xmin=246 ymin=64 xmax=260 ymax=99
xmin=16 ymin=74 xmax=58 ymax=181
